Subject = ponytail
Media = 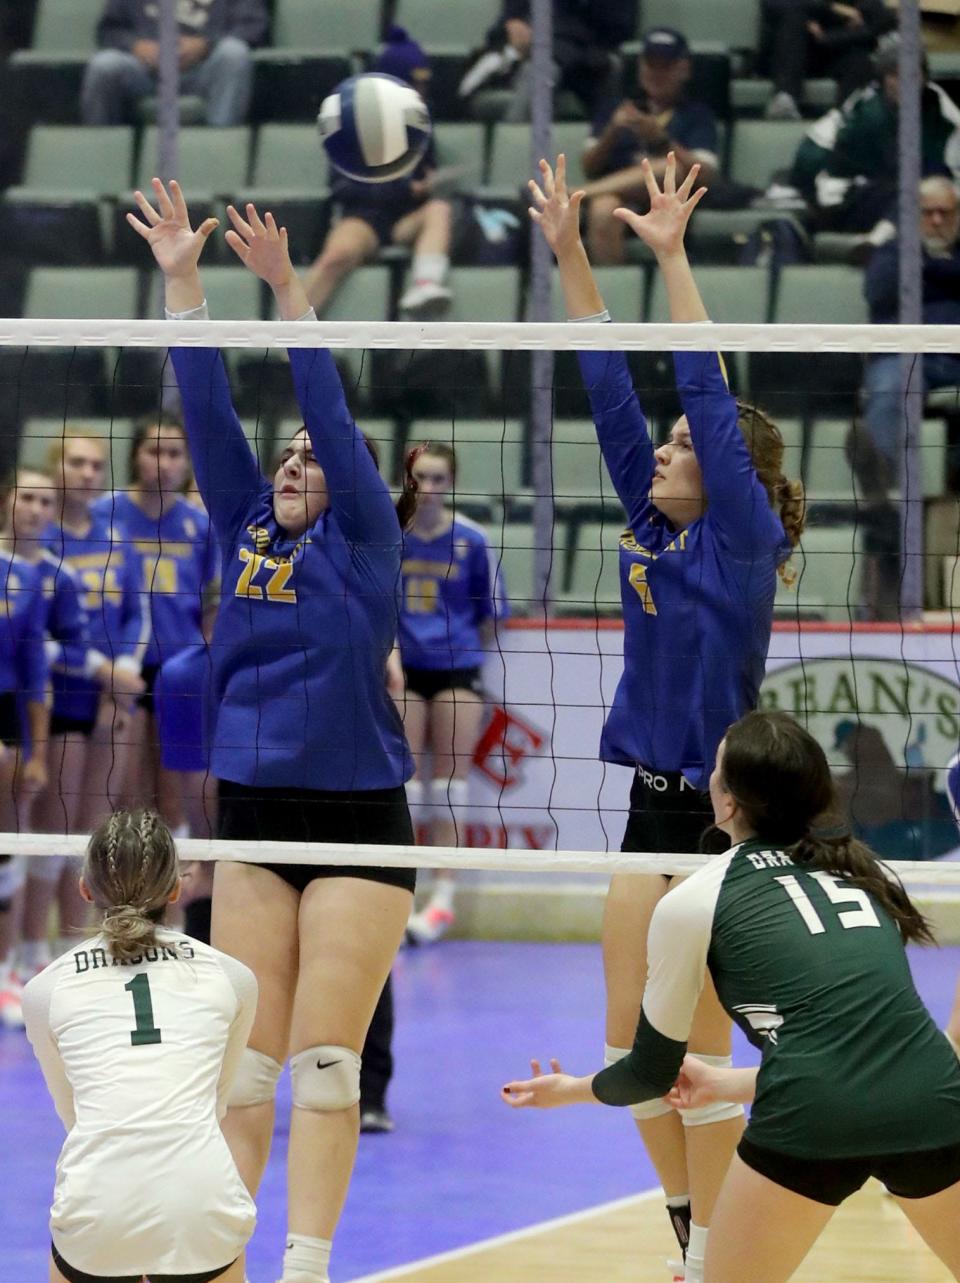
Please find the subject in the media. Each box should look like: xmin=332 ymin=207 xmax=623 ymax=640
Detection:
xmin=791 ymin=829 xmax=935 ymax=946
xmin=396 ymin=443 xmax=424 ymax=532
xmin=84 ymin=810 xmax=179 ymax=963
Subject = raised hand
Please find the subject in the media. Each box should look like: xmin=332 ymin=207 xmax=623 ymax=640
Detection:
xmin=225 ymin=202 xmax=294 ymax=288
xmin=528 ymin=155 xmax=585 ymax=258
xmin=613 ymin=153 xmax=707 ymax=259
xmin=126 ymin=178 xmax=218 ymax=279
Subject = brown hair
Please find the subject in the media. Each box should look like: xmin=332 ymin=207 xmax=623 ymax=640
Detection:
xmin=44 ymin=429 xmax=107 ymax=477
xmin=720 ymin=710 xmax=934 ymax=945
xmin=735 ymin=401 xmax=806 ymax=585
xmin=128 ymin=411 xmax=189 ymax=490
xmin=83 ymin=810 xmax=180 ymax=962
xmin=0 ymin=465 xmax=55 ymax=530
xmin=397 ymin=441 xmax=457 ymax=531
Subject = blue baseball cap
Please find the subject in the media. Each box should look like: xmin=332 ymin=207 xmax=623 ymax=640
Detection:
xmin=642 ymin=27 xmax=690 ymax=61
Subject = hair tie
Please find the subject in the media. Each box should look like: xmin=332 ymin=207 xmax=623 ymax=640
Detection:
xmin=404 ymin=443 xmax=428 ymax=479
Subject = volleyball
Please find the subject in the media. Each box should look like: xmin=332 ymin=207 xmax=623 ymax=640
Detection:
xmin=318 ymin=73 xmax=432 ymax=184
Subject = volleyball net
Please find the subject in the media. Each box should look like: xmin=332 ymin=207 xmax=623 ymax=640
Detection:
xmin=2 ymin=315 xmax=960 ymax=900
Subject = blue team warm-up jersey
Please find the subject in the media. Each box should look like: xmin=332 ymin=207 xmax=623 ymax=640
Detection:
xmin=92 ymin=492 xmax=219 ymax=670
xmin=0 ymin=551 xmax=50 ymax=706
xmin=578 ymin=349 xmax=792 ymax=791
xmin=170 ymin=344 xmax=413 ymax=792
xmin=44 ymin=512 xmax=148 ymax=723
xmin=398 ymin=517 xmax=508 ymax=671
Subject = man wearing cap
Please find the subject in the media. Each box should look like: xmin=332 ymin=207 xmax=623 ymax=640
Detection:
xmin=81 ymin=0 xmax=268 ymax=126
xmin=580 ymin=29 xmax=719 ymax=265
xmin=303 ymin=26 xmax=454 ymax=318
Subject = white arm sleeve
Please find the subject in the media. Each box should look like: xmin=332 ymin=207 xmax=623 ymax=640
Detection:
xmin=214 ymin=952 xmax=259 ymax=1121
xmin=22 ymin=967 xmax=76 ymax=1130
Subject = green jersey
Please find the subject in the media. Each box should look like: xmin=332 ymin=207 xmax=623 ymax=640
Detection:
xmin=592 ymin=839 xmax=960 ymax=1159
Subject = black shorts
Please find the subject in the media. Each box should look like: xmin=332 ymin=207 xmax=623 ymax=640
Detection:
xmin=51 ymin=1243 xmax=236 ymax=1283
xmin=738 ymin=1135 xmax=960 ymax=1206
xmin=50 ymin=710 xmax=98 ymax=738
xmin=217 ymin=778 xmax=417 ymax=894
xmin=0 ymin=691 xmax=20 ymax=748
xmin=137 ymin=662 xmax=161 ymax=714
xmin=621 ymin=765 xmax=723 ymax=864
xmin=403 ymin=665 xmax=483 ymax=700
xmin=337 ymin=198 xmax=419 ymax=245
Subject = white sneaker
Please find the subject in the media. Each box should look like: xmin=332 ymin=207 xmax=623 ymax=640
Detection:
xmin=405 ymin=903 xmax=455 ymax=945
xmin=765 ymin=91 xmax=801 ymax=121
xmin=0 ymin=972 xmax=25 ymax=1028
xmin=666 ymin=1262 xmax=685 ymax=1283
xmin=399 ymin=281 xmax=453 ymax=318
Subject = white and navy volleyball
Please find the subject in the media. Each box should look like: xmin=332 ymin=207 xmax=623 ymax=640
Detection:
xmin=318 ymin=73 xmax=432 ymax=184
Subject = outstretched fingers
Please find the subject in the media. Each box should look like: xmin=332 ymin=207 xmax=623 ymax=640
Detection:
xmin=640 ymin=156 xmax=661 ymax=204
xmin=151 ymin=176 xmax=176 ymax=221
xmin=677 ymin=161 xmax=702 ymax=202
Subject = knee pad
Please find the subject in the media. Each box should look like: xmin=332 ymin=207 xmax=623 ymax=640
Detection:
xmin=435 ymin=777 xmax=470 ymax=810
xmin=27 ymin=854 xmax=68 ymax=886
xmin=290 ymin=1044 xmax=361 ymax=1112
xmin=0 ymin=855 xmax=26 ymax=905
xmin=405 ymin=778 xmax=433 ymax=825
xmin=605 ymin=1043 xmax=674 ymax=1121
xmin=228 ymin=1047 xmax=283 ymax=1108
xmin=679 ymin=1054 xmax=745 ymax=1127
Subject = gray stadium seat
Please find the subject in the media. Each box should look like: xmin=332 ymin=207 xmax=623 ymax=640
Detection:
xmin=136 ymin=127 xmax=253 ymax=197
xmin=777 ymin=524 xmax=860 ymax=621
xmin=251 ymin=125 xmax=328 ymax=191
xmin=19 ymin=418 xmax=131 ymax=488
xmin=485 ymin=123 xmax=590 ymax=199
xmin=773 ymin=266 xmax=869 ymax=325
xmin=638 ymin=0 xmax=760 ymax=50
xmin=410 ymin=419 xmax=525 ymax=505
xmin=148 ymin=267 xmax=263 ymax=322
xmin=648 ymin=265 xmax=769 ymax=324
xmin=394 ymin=0 xmax=503 ymax=50
xmin=551 ymin=421 xmax=619 ymax=503
xmin=433 ymin=123 xmax=488 ymax=192
xmin=558 ymin=520 xmax=622 ymax=614
xmin=319 ymin=266 xmax=392 ymax=390
xmin=552 ymin=266 xmax=645 ymax=323
xmin=30 ymin=0 xmax=101 ymax=51
xmin=728 ymin=120 xmax=809 ymax=191
xmin=25 ymin=267 xmax=139 ymax=319
xmin=271 ymin=0 xmax=381 ymax=52
xmin=807 ymin=417 xmax=947 ymax=502
xmin=491 ymin=522 xmax=538 ymax=616
xmin=11 ymin=126 xmax=135 ymax=196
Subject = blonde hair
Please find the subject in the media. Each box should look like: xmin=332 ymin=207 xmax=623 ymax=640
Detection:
xmin=83 ymin=810 xmax=179 ymax=963
xmin=735 ymin=401 xmax=806 ymax=585
xmin=44 ymin=428 xmax=107 ymax=477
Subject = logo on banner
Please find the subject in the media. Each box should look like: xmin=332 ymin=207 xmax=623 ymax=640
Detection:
xmin=472 ymin=706 xmax=547 ymax=789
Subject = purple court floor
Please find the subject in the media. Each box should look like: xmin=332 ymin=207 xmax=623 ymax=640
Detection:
xmin=2 ymin=942 xmax=958 ymax=1282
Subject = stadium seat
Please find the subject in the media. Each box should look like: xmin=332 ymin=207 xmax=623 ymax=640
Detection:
xmin=20 ymin=416 xmax=133 ymax=488
xmin=433 ymin=123 xmax=489 ymax=191
xmin=394 ymin=0 xmax=502 ymax=50
xmin=491 ymin=522 xmax=538 ymax=616
xmin=778 ymin=523 xmax=860 ymax=621
xmin=731 ymin=77 xmax=837 ymax=115
xmin=728 ymin=119 xmax=809 ymax=191
xmin=29 ymin=0 xmax=101 ymax=52
xmin=804 ymin=419 xmax=856 ymax=502
xmin=251 ymin=51 xmax=352 ymax=124
xmin=638 ymin=0 xmax=760 ymax=52
xmin=484 ymin=123 xmax=590 ymax=199
xmin=241 ymin=124 xmax=331 ymax=259
xmin=6 ymin=0 xmax=102 ymax=125
xmin=551 ymin=421 xmax=619 ymax=504
xmin=25 ymin=267 xmax=138 ymax=319
xmin=420 ymin=47 xmax=475 ymax=122
xmin=409 ymin=419 xmax=526 ymax=505
xmin=2 ymin=126 xmax=136 ymax=264
xmin=271 ymin=0 xmax=382 ymax=52
xmin=558 ymin=520 xmax=622 ymax=614
xmin=148 ymin=267 xmax=264 ymax=321
xmin=551 ymin=266 xmax=645 ymax=324
xmin=321 ymin=265 xmax=393 ymax=393
xmin=136 ymin=127 xmax=253 ymax=197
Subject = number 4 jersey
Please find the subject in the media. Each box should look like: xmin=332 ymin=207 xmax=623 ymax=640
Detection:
xmin=22 ymin=930 xmax=257 ymax=1277
xmin=593 ymin=840 xmax=960 ymax=1159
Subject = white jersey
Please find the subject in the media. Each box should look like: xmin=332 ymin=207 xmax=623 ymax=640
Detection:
xmin=22 ymin=929 xmax=257 ymax=1277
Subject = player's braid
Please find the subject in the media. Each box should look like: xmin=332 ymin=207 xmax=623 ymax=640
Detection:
xmin=103 ymin=811 xmax=125 ymax=885
xmin=83 ymin=809 xmax=181 ymax=962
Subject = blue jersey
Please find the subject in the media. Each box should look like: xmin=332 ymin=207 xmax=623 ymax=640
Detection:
xmin=579 ymin=349 xmax=791 ymax=790
xmin=44 ymin=513 xmax=148 ymax=723
xmin=170 ymin=343 xmax=412 ymax=792
xmin=92 ymin=492 xmax=219 ymax=670
xmin=398 ymin=516 xmax=508 ymax=671
xmin=0 ymin=551 xmax=50 ymax=704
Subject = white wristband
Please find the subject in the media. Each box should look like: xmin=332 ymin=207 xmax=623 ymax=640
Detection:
xmin=571 ymin=309 xmax=611 ymax=323
xmin=165 ymin=300 xmax=210 ymax=321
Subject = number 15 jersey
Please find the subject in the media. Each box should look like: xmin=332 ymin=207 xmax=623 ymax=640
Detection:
xmin=22 ymin=930 xmax=257 ymax=1278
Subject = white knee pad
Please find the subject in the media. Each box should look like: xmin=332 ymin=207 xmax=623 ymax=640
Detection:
xmin=435 ymin=777 xmax=470 ymax=811
xmin=27 ymin=853 xmax=68 ymax=886
xmin=290 ymin=1044 xmax=361 ymax=1112
xmin=405 ymin=778 xmax=434 ymax=825
xmin=605 ymin=1043 xmax=674 ymax=1121
xmin=229 ymin=1047 xmax=283 ymax=1108
xmin=679 ymin=1054 xmax=745 ymax=1127
xmin=0 ymin=855 xmax=26 ymax=906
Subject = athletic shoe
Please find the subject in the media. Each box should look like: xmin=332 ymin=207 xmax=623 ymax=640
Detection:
xmin=398 ymin=281 xmax=453 ymax=319
xmin=666 ymin=1262 xmax=685 ymax=1283
xmin=405 ymin=903 xmax=455 ymax=945
xmin=360 ymin=1106 xmax=395 ymax=1134
xmin=0 ymin=972 xmax=25 ymax=1028
xmin=765 ymin=91 xmax=801 ymax=121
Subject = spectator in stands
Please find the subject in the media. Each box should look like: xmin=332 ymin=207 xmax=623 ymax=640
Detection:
xmin=760 ymin=1 xmax=895 ymax=122
xmin=861 ymin=175 xmax=960 ymax=475
xmin=791 ymin=34 xmax=960 ymax=234
xmin=476 ymin=0 xmax=635 ymax=124
xmin=303 ymin=27 xmax=454 ymax=319
xmin=80 ymin=0 xmax=268 ymax=127
xmin=580 ymin=28 xmax=719 ymax=265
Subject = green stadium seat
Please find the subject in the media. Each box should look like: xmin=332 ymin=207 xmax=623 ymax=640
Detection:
xmin=638 ymin=0 xmax=760 ymax=51
xmin=252 ymin=124 xmax=328 ymax=191
xmin=394 ymin=0 xmax=502 ymax=50
xmin=728 ymin=119 xmax=809 ymax=191
xmin=6 ymin=0 xmax=101 ymax=125
xmin=490 ymin=522 xmax=538 ymax=616
xmin=551 ymin=421 xmax=619 ymax=503
xmin=19 ymin=418 xmax=131 ymax=487
xmin=732 ymin=76 xmax=837 ymax=114
xmin=777 ymin=523 xmax=860 ymax=622
xmin=30 ymin=0 xmax=101 ymax=52
xmin=272 ymin=0 xmax=382 ymax=51
xmin=148 ymin=267 xmax=264 ymax=321
xmin=558 ymin=519 xmax=622 ymax=614
xmin=485 ymin=123 xmax=590 ymax=199
xmin=25 ymin=267 xmax=138 ymax=318
xmin=321 ymin=265 xmax=392 ymax=392
xmin=648 ymin=265 xmax=769 ymax=324
xmin=551 ymin=266 xmax=645 ymax=323
xmin=773 ymin=265 xmax=869 ymax=325
xmin=136 ymin=127 xmax=253 ymax=196
xmin=407 ymin=419 xmax=525 ymax=505
xmin=251 ymin=52 xmax=352 ymax=124
xmin=433 ymin=123 xmax=488 ymax=192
